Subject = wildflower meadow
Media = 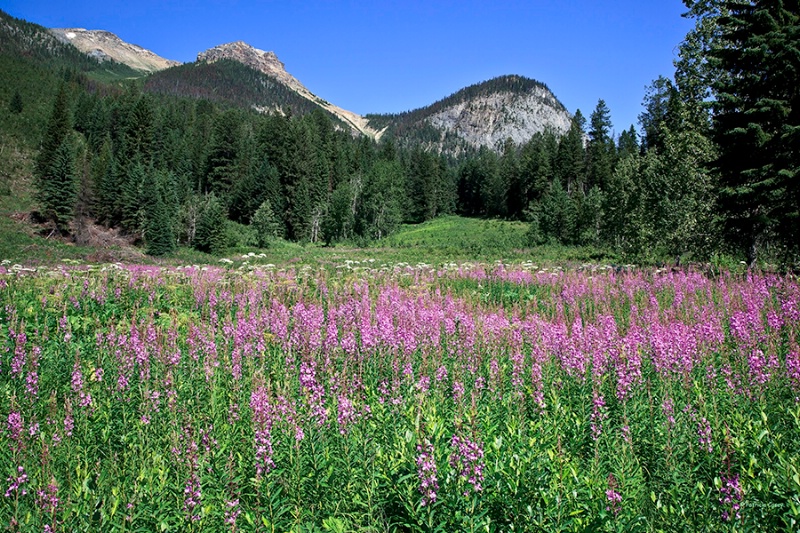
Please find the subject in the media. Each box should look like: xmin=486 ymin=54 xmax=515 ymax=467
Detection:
xmin=1 ymin=261 xmax=799 ymax=532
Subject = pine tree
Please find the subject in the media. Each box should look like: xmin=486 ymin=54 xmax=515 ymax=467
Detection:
xmin=712 ymin=0 xmax=800 ymax=264
xmin=8 ymin=89 xmax=23 ymax=114
xmin=35 ymin=82 xmax=71 ymax=187
xmin=587 ymin=100 xmax=615 ymax=191
xmin=144 ymin=194 xmax=177 ymax=256
xmin=38 ymin=139 xmax=77 ymax=232
xmin=556 ymin=110 xmax=587 ymax=193
xmin=194 ymin=194 xmax=227 ymax=254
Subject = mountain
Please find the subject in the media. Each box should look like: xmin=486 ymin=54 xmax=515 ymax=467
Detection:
xmin=144 ymin=58 xmax=342 ymax=120
xmin=196 ymin=41 xmax=377 ymax=137
xmin=49 ymin=28 xmax=180 ymax=73
xmin=3 ymin=7 xmax=574 ymax=153
xmin=0 ymin=9 xmax=138 ymax=80
xmin=367 ymin=76 xmax=572 ymax=155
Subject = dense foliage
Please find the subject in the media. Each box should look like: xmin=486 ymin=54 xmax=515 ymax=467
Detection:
xmin=1 ymin=262 xmax=799 ymax=531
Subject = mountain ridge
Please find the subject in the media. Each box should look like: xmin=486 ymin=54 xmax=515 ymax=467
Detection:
xmin=197 ymin=41 xmax=379 ymax=138
xmin=49 ymin=28 xmax=181 ymax=73
xmin=3 ymin=7 xmax=574 ymax=154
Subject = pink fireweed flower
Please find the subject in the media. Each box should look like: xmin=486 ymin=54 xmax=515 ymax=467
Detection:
xmin=719 ymin=473 xmax=743 ymax=521
xmin=36 ymin=480 xmax=59 ymax=514
xmin=299 ymin=361 xmax=328 ymax=425
xmin=606 ymin=474 xmax=622 ymax=516
xmin=6 ymin=411 xmax=23 ymax=447
xmin=336 ymin=395 xmax=359 ymax=435
xmin=449 ymin=434 xmax=485 ymax=495
xmin=591 ymin=391 xmax=607 ymax=440
xmin=250 ymin=386 xmax=276 ymax=479
xmin=452 ymin=381 xmax=465 ymax=401
xmin=224 ymin=498 xmax=241 ymax=528
xmin=5 ymin=466 xmax=28 ymax=497
xmin=183 ymin=470 xmax=202 ymax=522
xmin=698 ymin=417 xmax=713 ymax=453
xmin=661 ymin=397 xmax=675 ymax=429
xmin=416 ymin=440 xmax=438 ymax=507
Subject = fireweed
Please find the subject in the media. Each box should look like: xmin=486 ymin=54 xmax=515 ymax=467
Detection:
xmin=0 ymin=264 xmax=798 ymax=531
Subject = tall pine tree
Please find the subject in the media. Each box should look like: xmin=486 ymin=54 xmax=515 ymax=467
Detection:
xmin=712 ymin=0 xmax=800 ymax=264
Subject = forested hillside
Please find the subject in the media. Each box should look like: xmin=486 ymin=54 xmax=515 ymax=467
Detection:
xmin=1 ymin=2 xmax=798 ymax=266
xmin=144 ymin=59 xmax=344 ymax=122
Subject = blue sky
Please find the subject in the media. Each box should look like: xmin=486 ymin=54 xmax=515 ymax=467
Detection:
xmin=3 ymin=1 xmax=693 ymax=135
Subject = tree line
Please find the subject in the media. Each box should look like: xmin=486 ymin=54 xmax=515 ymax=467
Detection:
xmin=32 ymin=80 xmax=457 ymax=255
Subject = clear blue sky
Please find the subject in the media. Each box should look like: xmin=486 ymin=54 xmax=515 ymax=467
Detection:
xmin=3 ymin=0 xmax=693 ymax=135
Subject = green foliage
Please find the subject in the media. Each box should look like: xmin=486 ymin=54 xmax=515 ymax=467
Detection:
xmin=8 ymin=89 xmax=23 ymax=114
xmin=711 ymin=1 xmax=800 ymax=264
xmin=143 ymin=171 xmax=177 ymax=256
xmin=194 ymin=194 xmax=227 ymax=254
xmin=251 ymin=200 xmax=282 ymax=247
xmin=528 ymin=178 xmax=577 ymax=245
xmin=35 ymin=138 xmax=77 ymax=231
xmin=587 ymin=99 xmax=615 ymax=192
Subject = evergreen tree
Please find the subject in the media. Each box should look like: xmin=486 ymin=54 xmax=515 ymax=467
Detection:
xmin=358 ymin=160 xmax=405 ymax=240
xmin=204 ymin=108 xmax=241 ymax=198
xmin=194 ymin=194 xmax=227 ymax=254
xmin=520 ymin=130 xmax=558 ymax=205
xmin=556 ymin=110 xmax=587 ymax=192
xmin=602 ymin=151 xmax=643 ymax=252
xmin=35 ymin=82 xmax=72 ymax=186
xmin=119 ymin=161 xmax=146 ymax=235
xmin=587 ymin=99 xmax=615 ymax=191
xmin=617 ymin=125 xmax=639 ymax=159
xmin=323 ymin=180 xmax=357 ymax=243
xmin=501 ymin=138 xmax=526 ymax=219
xmin=145 ymin=197 xmax=176 ymax=256
xmin=38 ymin=139 xmax=77 ymax=232
xmin=8 ymin=89 xmax=22 ymax=114
xmin=639 ymin=77 xmax=683 ymax=153
xmin=529 ymin=179 xmax=577 ymax=245
xmin=712 ymin=0 xmax=800 ymax=264
xmin=457 ymin=147 xmax=497 ymax=216
xmin=121 ymin=93 xmax=155 ymax=166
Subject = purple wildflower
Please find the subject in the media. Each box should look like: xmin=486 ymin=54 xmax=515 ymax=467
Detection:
xmin=719 ymin=474 xmax=743 ymax=521
xmin=415 ymin=440 xmax=438 ymax=507
xmin=449 ymin=434 xmax=485 ymax=495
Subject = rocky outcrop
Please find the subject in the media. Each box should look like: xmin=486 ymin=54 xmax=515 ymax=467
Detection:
xmin=427 ymin=85 xmax=572 ymax=149
xmin=50 ymin=28 xmax=180 ymax=73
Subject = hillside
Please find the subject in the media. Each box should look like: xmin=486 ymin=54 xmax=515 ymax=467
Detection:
xmin=143 ymin=59 xmax=334 ymax=118
xmin=367 ymin=75 xmax=572 ymax=155
xmin=0 ymin=9 xmax=140 ymax=81
xmin=49 ymin=28 xmax=181 ymax=73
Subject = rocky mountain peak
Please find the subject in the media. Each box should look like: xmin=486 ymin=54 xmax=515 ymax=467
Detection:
xmin=197 ymin=41 xmax=378 ymax=138
xmin=197 ymin=41 xmax=293 ymax=86
xmin=49 ymin=28 xmax=180 ymax=73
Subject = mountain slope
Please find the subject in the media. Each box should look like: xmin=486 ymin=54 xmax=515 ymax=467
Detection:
xmin=367 ymin=75 xmax=572 ymax=154
xmin=197 ymin=41 xmax=377 ymax=137
xmin=0 ymin=9 xmax=138 ymax=81
xmin=49 ymin=28 xmax=180 ymax=73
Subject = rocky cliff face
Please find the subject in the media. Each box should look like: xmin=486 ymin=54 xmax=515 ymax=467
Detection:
xmin=367 ymin=76 xmax=573 ymax=155
xmin=427 ymin=84 xmax=572 ymax=149
xmin=49 ymin=28 xmax=180 ymax=73
xmin=198 ymin=41 xmax=377 ymax=137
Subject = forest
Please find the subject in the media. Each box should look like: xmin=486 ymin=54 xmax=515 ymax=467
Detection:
xmin=5 ymin=1 xmax=800 ymax=266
